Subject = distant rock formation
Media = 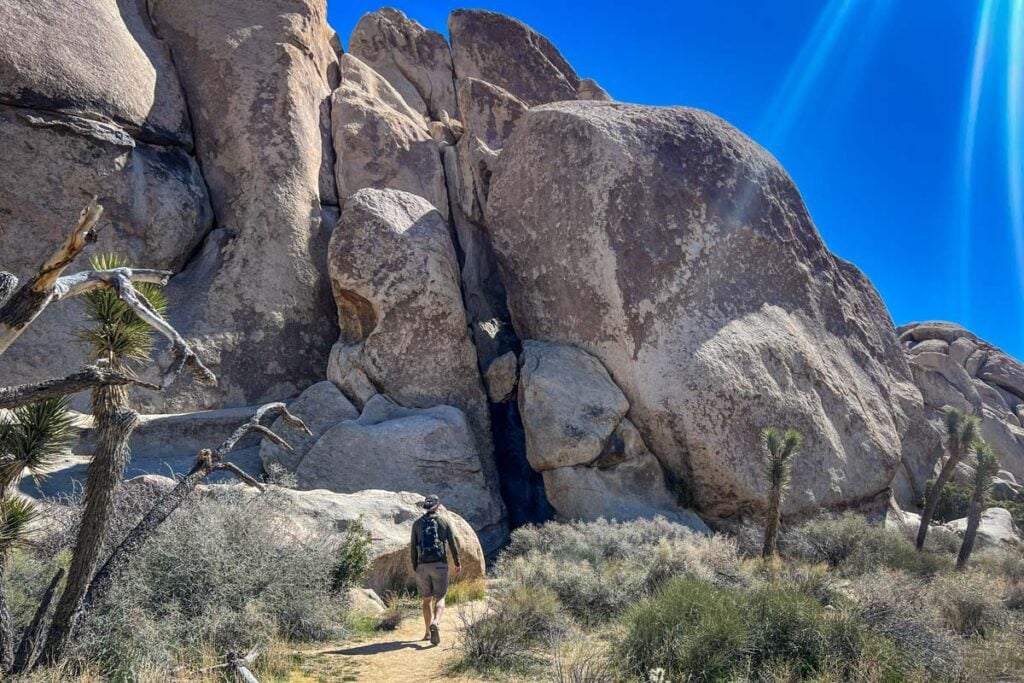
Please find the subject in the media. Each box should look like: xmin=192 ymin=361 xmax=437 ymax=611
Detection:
xmin=896 ymin=321 xmax=1024 ymax=505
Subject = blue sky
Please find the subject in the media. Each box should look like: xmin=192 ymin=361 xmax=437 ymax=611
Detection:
xmin=328 ymin=1 xmax=1024 ymax=359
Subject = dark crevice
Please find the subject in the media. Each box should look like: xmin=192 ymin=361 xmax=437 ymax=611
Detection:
xmin=438 ymin=143 xmax=553 ymax=530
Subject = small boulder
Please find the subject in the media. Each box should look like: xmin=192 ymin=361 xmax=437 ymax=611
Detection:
xmin=259 ymin=382 xmax=358 ymax=473
xmin=946 ymin=508 xmax=1023 ymax=550
xmin=295 ymin=395 xmax=506 ymax=552
xmin=332 ymin=54 xmax=449 ymax=218
xmin=484 ymin=351 xmax=519 ymax=403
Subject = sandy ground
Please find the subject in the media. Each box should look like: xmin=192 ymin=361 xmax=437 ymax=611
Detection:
xmin=288 ymin=603 xmax=489 ymax=683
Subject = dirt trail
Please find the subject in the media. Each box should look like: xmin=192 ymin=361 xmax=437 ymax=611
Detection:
xmin=290 ymin=603 xmax=487 ymax=682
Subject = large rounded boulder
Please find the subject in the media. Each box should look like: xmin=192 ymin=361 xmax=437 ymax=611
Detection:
xmin=486 ymin=101 xmax=923 ymax=518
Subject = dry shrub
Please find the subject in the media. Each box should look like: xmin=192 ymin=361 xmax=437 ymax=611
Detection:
xmin=496 ymin=518 xmax=741 ymax=625
xmin=551 ymin=637 xmax=616 ymax=683
xmin=927 ymin=570 xmax=1008 ymax=636
xmin=61 ymin=489 xmax=351 ymax=678
xmin=446 ymin=576 xmax=487 ymax=605
xmin=782 ymin=513 xmax=950 ymax=576
xmin=846 ymin=569 xmax=964 ymax=677
xmin=454 ymin=584 xmax=568 ymax=674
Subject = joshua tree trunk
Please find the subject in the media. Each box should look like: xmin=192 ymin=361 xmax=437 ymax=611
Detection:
xmin=41 ymin=384 xmax=137 ymax=665
xmin=956 ymin=492 xmax=986 ymax=570
xmin=916 ymin=454 xmax=961 ymax=550
xmin=11 ymin=568 xmax=64 ymax=674
xmin=762 ymin=486 xmax=783 ymax=558
xmin=0 ymin=548 xmax=14 ymax=673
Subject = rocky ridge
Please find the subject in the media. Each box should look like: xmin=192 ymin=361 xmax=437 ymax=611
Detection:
xmin=2 ymin=4 xmax=1022 ymax=549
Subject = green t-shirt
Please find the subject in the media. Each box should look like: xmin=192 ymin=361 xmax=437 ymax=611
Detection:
xmin=410 ymin=512 xmax=461 ymax=569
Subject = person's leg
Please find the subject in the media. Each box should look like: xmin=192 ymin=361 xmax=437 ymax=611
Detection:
xmin=416 ymin=564 xmax=434 ymax=639
xmin=421 ymin=597 xmax=432 ymax=639
xmin=433 ymin=595 xmax=446 ymax=624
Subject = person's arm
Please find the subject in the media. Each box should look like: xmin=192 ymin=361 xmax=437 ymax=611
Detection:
xmin=410 ymin=523 xmax=419 ymax=570
xmin=444 ymin=519 xmax=461 ymax=568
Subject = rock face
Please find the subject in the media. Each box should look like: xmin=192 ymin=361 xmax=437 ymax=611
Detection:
xmin=332 ymin=54 xmax=448 ymax=219
xmin=326 ymin=189 xmax=491 ymax=452
xmin=898 ymin=322 xmax=1024 ymax=497
xmin=259 ymin=381 xmax=358 ymax=473
xmin=518 ymin=341 xmax=707 ymax=530
xmin=488 ymin=102 xmax=923 ymax=519
xmin=8 ymin=4 xmax=1004 ymax=542
xmin=0 ymin=106 xmax=213 ymax=389
xmin=146 ymin=0 xmax=339 ymax=411
xmin=295 ymin=395 xmax=506 ymax=550
xmin=449 ymin=10 xmax=580 ymax=107
xmin=0 ymin=0 xmax=192 ymax=147
xmin=348 ymin=8 xmax=458 ymax=120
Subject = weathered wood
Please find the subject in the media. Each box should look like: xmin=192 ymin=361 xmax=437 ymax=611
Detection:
xmin=0 ymin=200 xmax=215 ymax=388
xmin=0 ymin=199 xmax=103 ymax=352
xmin=11 ymin=567 xmax=64 ymax=674
xmin=0 ymin=366 xmax=160 ymax=410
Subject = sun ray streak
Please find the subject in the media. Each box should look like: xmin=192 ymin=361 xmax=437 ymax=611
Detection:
xmin=958 ymin=0 xmax=998 ymax=323
xmin=1008 ymin=0 xmax=1024 ymax=318
xmin=760 ymin=0 xmax=858 ymax=146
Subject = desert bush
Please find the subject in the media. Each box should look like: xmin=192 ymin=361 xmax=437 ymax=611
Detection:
xmin=551 ymin=637 xmax=616 ymax=683
xmin=846 ymin=569 xmax=965 ymax=677
xmin=374 ymin=607 xmax=403 ymax=632
xmin=927 ymin=570 xmax=1008 ymax=636
xmin=61 ymin=490 xmax=350 ymax=678
xmin=617 ymin=577 xmax=908 ymax=682
xmin=783 ymin=513 xmax=950 ymax=576
xmin=330 ymin=518 xmax=371 ymax=593
xmin=454 ymin=584 xmax=567 ymax=674
xmin=496 ymin=518 xmax=741 ymax=624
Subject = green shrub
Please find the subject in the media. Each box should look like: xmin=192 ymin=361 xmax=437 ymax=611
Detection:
xmin=784 ymin=513 xmax=950 ymax=576
xmin=618 ymin=577 xmax=906 ymax=682
xmin=331 ymin=519 xmax=371 ymax=593
xmin=454 ymin=584 xmax=567 ymax=674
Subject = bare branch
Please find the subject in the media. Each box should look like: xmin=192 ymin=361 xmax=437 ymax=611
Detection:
xmin=105 ymin=272 xmax=217 ymax=387
xmin=211 ymin=462 xmax=266 ymax=490
xmin=52 ymin=268 xmax=171 ymax=300
xmin=0 ymin=200 xmax=103 ymax=353
xmin=11 ymin=568 xmax=65 ymax=674
xmin=0 ymin=201 xmax=218 ymax=393
xmin=212 ymin=402 xmax=310 ymax=458
xmin=0 ymin=366 xmax=160 ymax=410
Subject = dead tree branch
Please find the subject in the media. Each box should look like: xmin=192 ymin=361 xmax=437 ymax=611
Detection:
xmin=76 ymin=404 xmax=310 ymax=624
xmin=0 ymin=199 xmax=103 ymax=353
xmin=0 ymin=366 xmax=160 ymax=410
xmin=0 ymin=200 xmax=216 ymax=388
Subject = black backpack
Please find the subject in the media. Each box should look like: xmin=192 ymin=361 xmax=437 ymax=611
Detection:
xmin=418 ymin=514 xmax=447 ymax=564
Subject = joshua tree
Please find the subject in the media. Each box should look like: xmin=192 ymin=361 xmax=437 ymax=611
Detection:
xmin=0 ymin=398 xmax=74 ymax=672
xmin=916 ymin=408 xmax=981 ymax=551
xmin=760 ymin=427 xmax=803 ymax=559
xmin=956 ymin=440 xmax=1001 ymax=570
xmin=42 ymin=254 xmax=168 ymax=663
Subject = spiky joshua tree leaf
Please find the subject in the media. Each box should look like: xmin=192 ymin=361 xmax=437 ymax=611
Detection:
xmin=77 ymin=253 xmax=167 ymax=371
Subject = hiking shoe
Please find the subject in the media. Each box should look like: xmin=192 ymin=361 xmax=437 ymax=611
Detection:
xmin=429 ymin=623 xmax=440 ymax=646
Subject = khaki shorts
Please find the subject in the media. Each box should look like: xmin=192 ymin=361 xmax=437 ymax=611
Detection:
xmin=415 ymin=561 xmax=449 ymax=598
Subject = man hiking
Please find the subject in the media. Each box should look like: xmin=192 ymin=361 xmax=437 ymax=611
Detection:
xmin=410 ymin=494 xmax=461 ymax=645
